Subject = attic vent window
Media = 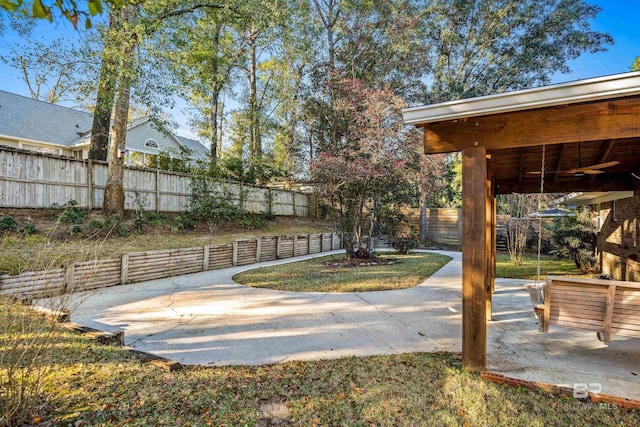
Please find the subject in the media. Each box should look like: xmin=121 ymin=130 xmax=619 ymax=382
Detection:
xmin=145 ymin=139 xmax=159 ymax=148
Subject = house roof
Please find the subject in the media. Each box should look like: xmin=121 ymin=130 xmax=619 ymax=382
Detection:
xmin=0 ymin=90 xmax=93 ymax=146
xmin=402 ymin=71 xmax=640 ymax=125
xmin=553 ymin=191 xmax=635 ymax=207
xmin=175 ymin=135 xmax=210 ymax=160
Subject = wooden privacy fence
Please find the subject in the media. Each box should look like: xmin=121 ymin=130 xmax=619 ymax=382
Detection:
xmin=0 ymin=147 xmax=311 ymax=216
xmin=0 ymin=232 xmax=341 ymax=299
xmin=399 ymin=208 xmax=462 ymax=245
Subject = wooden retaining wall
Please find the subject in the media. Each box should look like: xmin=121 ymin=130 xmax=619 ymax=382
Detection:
xmin=0 ymin=146 xmax=310 ymax=216
xmin=0 ymin=233 xmax=341 ymax=299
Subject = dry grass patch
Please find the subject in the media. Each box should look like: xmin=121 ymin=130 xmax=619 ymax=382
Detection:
xmin=0 ymin=214 xmax=333 ymax=275
xmin=233 ymin=252 xmax=452 ymax=292
xmin=1 ymin=306 xmax=637 ymax=425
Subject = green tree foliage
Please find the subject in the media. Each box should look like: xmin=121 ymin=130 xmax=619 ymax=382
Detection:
xmin=547 ymin=207 xmax=598 ymax=273
xmin=425 ymin=0 xmax=613 ymax=101
xmin=0 ymin=36 xmax=98 ymax=104
xmin=0 ymin=0 xmax=121 ymax=29
xmin=632 ymin=56 xmax=640 ymax=71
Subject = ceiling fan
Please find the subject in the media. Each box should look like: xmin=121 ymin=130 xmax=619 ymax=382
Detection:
xmin=527 ymin=142 xmax=619 ymax=176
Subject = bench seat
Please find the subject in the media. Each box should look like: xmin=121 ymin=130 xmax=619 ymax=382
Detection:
xmin=538 ymin=276 xmax=640 ymax=342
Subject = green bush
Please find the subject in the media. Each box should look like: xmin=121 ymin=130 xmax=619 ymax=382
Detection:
xmin=175 ymin=214 xmax=195 ymax=230
xmin=144 ymin=212 xmax=165 ymax=227
xmin=0 ymin=216 xmax=17 ymax=231
xmin=546 ymin=207 xmax=597 ymax=273
xmin=236 ymin=213 xmax=268 ymax=229
xmin=20 ymin=223 xmax=37 ymax=236
xmin=55 ymin=200 xmax=86 ymax=224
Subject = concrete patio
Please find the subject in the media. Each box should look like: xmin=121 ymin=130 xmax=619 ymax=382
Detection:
xmin=44 ymin=250 xmax=640 ymax=400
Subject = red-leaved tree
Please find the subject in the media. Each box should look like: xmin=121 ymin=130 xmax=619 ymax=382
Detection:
xmin=310 ymin=79 xmax=421 ymax=258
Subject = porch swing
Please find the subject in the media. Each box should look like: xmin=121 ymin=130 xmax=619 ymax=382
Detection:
xmin=529 ymin=146 xmax=640 ymax=343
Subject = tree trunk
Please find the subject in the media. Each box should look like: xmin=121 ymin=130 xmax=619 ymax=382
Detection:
xmin=247 ymin=30 xmax=261 ymax=181
xmin=209 ymin=26 xmax=222 ymax=163
xmin=89 ymin=13 xmax=118 ymax=161
xmin=103 ymin=6 xmax=137 ymax=217
xmin=420 ymin=194 xmax=428 ymax=244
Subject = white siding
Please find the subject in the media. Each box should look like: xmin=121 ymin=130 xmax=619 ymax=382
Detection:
xmin=125 ymin=121 xmax=181 ymax=155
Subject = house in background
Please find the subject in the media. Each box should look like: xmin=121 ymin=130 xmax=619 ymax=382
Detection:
xmin=0 ymin=90 xmax=209 ymax=167
xmin=558 ymin=191 xmax=639 ymax=281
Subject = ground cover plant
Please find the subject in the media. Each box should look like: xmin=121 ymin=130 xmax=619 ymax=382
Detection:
xmin=233 ymin=252 xmax=452 ymax=292
xmin=1 ymin=305 xmax=637 ymax=426
xmin=496 ymin=253 xmax=582 ymax=280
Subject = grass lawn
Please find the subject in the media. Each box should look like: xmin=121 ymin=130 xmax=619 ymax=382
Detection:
xmin=496 ymin=253 xmax=583 ymax=280
xmin=3 ymin=302 xmax=637 ymax=426
xmin=233 ymin=252 xmax=453 ymax=292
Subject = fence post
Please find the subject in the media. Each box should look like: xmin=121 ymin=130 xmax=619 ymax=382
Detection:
xmin=64 ymin=263 xmax=75 ymax=293
xmin=308 ymin=234 xmax=312 ymax=254
xmin=268 ymin=188 xmax=273 ymax=216
xmin=292 ymin=192 xmax=297 ymax=217
xmin=276 ymin=236 xmax=282 ymax=259
xmin=155 ymin=169 xmax=161 ymax=213
xmin=121 ymin=253 xmax=129 ymax=285
xmin=232 ymin=241 xmax=238 ymax=266
xmin=256 ymin=237 xmax=262 ymax=263
xmin=87 ymin=160 xmax=94 ymax=210
xmin=203 ymin=245 xmax=210 ymax=271
xmin=293 ymin=235 xmax=298 ymax=257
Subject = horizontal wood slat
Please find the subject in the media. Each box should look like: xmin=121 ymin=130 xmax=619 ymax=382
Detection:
xmin=542 ymin=276 xmax=640 ymax=342
xmin=0 ymin=232 xmax=339 ymax=299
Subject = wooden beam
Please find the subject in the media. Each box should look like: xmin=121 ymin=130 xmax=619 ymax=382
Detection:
xmin=424 ymin=97 xmax=640 ymax=154
xmin=486 ymin=159 xmax=493 ymax=321
xmin=496 ymin=174 xmax=634 ymax=194
xmin=462 ymin=147 xmax=487 ymax=371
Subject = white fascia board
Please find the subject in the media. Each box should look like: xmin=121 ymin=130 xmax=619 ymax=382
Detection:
xmin=0 ymin=134 xmax=68 ymax=149
xmin=554 ymin=191 xmax=634 ymax=207
xmin=402 ymin=71 xmax=640 ymax=125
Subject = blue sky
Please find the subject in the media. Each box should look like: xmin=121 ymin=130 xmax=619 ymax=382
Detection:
xmin=0 ymin=0 xmax=638 ymax=136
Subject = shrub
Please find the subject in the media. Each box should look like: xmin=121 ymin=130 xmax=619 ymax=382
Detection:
xmin=236 ymin=213 xmax=268 ymax=229
xmin=20 ymin=224 xmax=37 ymax=236
xmin=0 ymin=216 xmax=17 ymax=231
xmin=175 ymin=214 xmax=195 ymax=230
xmin=144 ymin=212 xmax=165 ymax=227
xmin=55 ymin=200 xmax=86 ymax=224
xmin=546 ymin=207 xmax=598 ymax=273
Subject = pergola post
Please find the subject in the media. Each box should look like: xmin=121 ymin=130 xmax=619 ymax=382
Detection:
xmin=462 ymin=147 xmax=488 ymax=371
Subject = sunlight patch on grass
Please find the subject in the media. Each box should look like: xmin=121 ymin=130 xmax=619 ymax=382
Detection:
xmin=496 ymin=253 xmax=582 ymax=280
xmin=233 ymin=252 xmax=453 ymax=292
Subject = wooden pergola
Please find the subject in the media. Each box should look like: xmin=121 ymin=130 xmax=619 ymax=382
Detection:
xmin=402 ymin=71 xmax=640 ymax=371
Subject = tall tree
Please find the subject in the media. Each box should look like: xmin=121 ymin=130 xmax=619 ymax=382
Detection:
xmin=103 ymin=2 xmax=139 ymax=217
xmin=311 ymin=80 xmax=420 ymax=257
xmin=424 ymin=0 xmax=613 ymax=101
xmin=0 ymin=37 xmax=97 ymax=104
xmin=632 ymin=56 xmax=640 ymax=71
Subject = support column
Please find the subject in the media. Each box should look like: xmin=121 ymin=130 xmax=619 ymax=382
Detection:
xmin=462 ymin=147 xmax=488 ymax=371
xmin=486 ymin=158 xmax=494 ymax=321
